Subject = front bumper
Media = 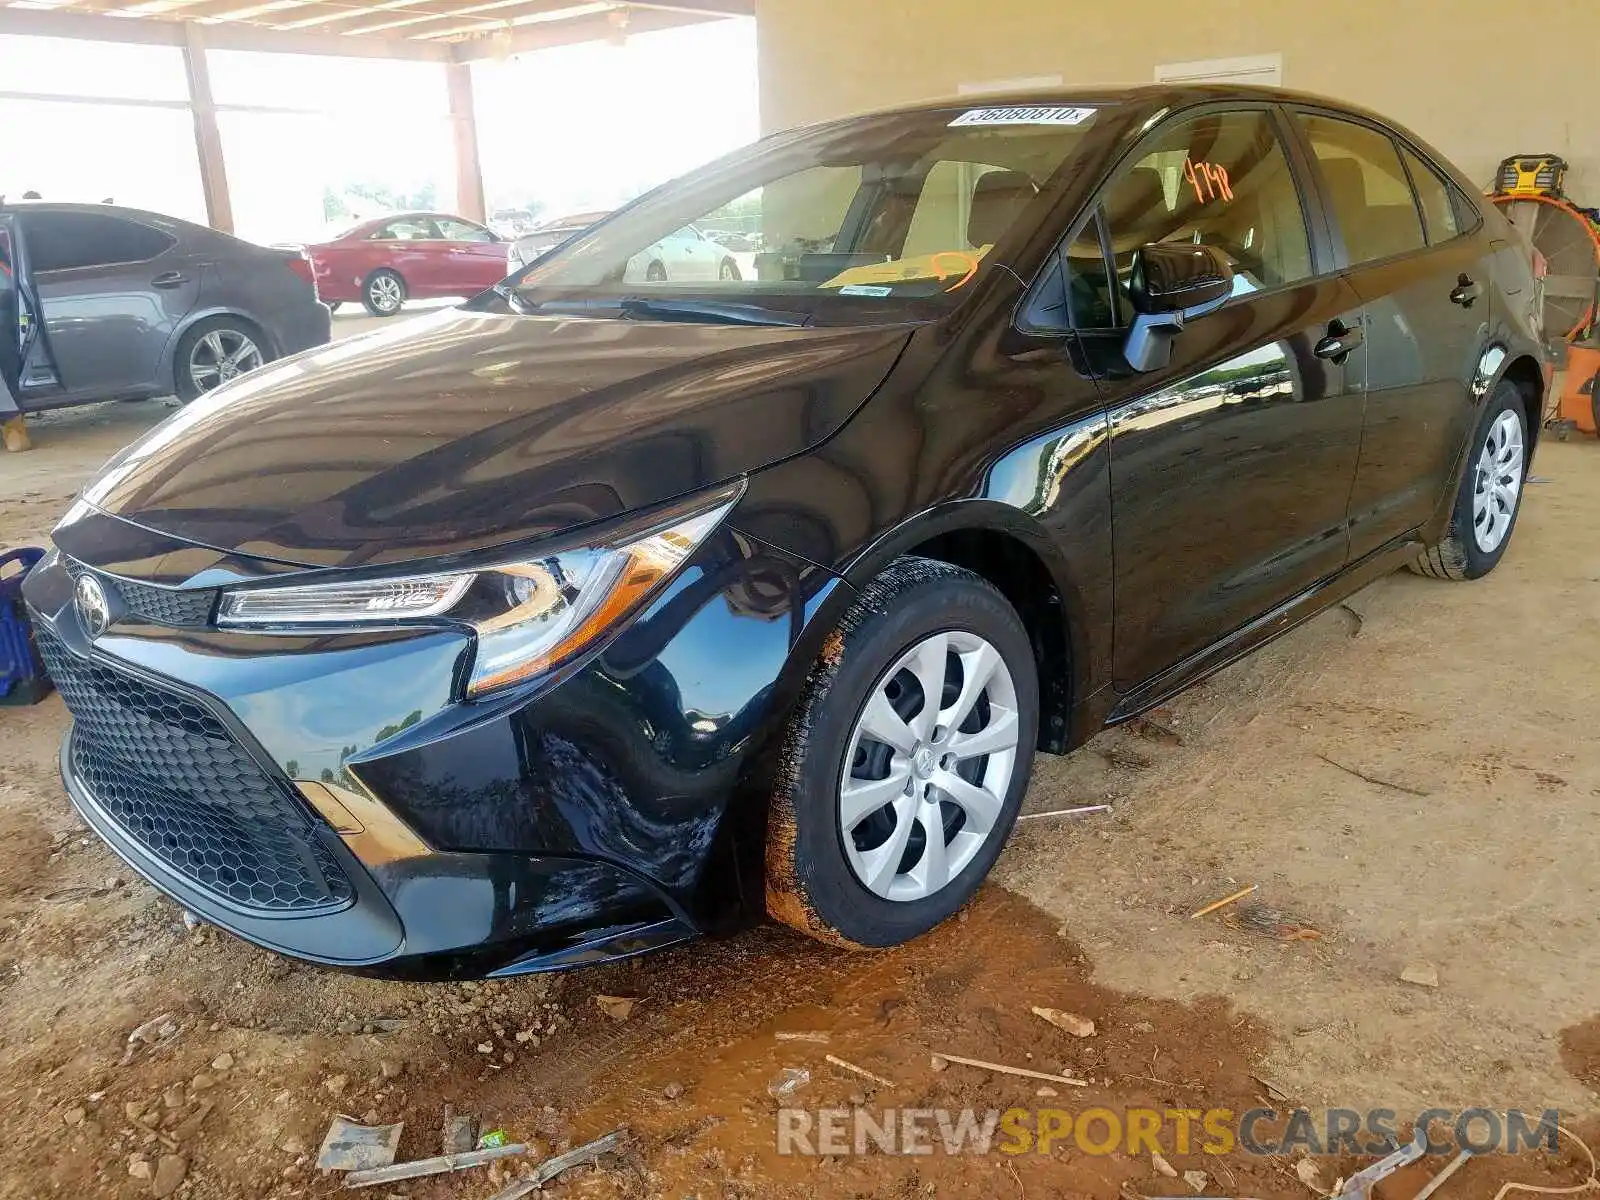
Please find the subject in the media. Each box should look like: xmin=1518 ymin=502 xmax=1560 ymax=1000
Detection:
xmin=24 ymin=519 xmax=842 ymax=977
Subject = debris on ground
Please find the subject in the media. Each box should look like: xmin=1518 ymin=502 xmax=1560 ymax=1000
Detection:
xmin=824 ymin=1053 xmax=893 ymax=1087
xmin=151 ymin=1154 xmax=187 ymax=1199
xmin=1338 ymin=603 xmax=1365 ymax=637
xmin=1130 ymin=714 xmax=1184 ymax=744
xmin=477 ymin=1129 xmax=509 ymax=1150
xmin=342 ymin=1143 xmax=529 ymax=1189
xmin=932 ymin=1051 xmax=1088 ymax=1087
xmin=316 ymin=1117 xmax=404 ymax=1172
xmin=1332 ymin=1131 xmax=1427 ymax=1200
xmin=1250 ymin=1074 xmax=1292 ymax=1103
xmin=1294 ymin=1157 xmax=1326 ymax=1194
xmin=1183 ymin=1169 xmax=1208 ymax=1193
xmin=1190 ymin=884 xmax=1258 ymax=920
xmin=485 ymin=1129 xmax=627 ymax=1200
xmin=662 ymin=1082 xmax=684 ymax=1100
xmin=1017 ymin=804 xmax=1113 ymax=823
xmin=1234 ymin=902 xmax=1322 ymax=941
xmin=767 ymin=1067 xmax=811 ymax=1100
xmin=1412 ymin=1149 xmax=1471 ymax=1200
xmin=442 ymin=1106 xmax=479 ymax=1155
xmin=119 ymin=1012 xmax=180 ymax=1065
xmin=594 ymin=995 xmax=636 ymax=1022
xmin=1399 ymin=961 xmax=1440 ymax=988
xmin=1151 ymin=1150 xmax=1178 ymax=1178
xmin=773 ymin=1030 xmax=830 ymax=1042
xmin=1105 ymin=744 xmax=1155 ymax=770
xmin=1031 ymin=1006 xmax=1095 ymax=1037
xmin=1315 ymin=753 xmax=1430 ymax=797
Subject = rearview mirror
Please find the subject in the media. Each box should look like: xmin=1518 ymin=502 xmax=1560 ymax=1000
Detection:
xmin=1123 ymin=243 xmax=1234 ymax=373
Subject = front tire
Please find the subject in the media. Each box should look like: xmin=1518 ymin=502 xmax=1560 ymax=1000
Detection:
xmin=766 ymin=557 xmax=1039 ymax=949
xmin=645 ymin=260 xmax=668 ymax=283
xmin=361 ymin=269 xmax=406 ymax=317
xmin=719 ymin=257 xmax=741 ymax=281
xmin=1409 ymin=381 xmax=1528 ymax=580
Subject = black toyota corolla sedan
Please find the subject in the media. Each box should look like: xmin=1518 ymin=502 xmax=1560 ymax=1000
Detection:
xmin=24 ymin=86 xmax=1543 ymax=978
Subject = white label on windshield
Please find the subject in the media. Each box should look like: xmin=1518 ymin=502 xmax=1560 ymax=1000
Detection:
xmin=949 ymin=105 xmax=1096 ymax=128
xmin=838 ymin=284 xmax=895 ymax=297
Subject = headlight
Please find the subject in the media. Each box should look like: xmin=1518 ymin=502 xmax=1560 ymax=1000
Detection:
xmin=217 ymin=490 xmax=737 ymax=696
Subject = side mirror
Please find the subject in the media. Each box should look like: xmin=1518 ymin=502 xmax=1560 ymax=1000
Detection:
xmin=1123 ymin=242 xmax=1234 ymax=373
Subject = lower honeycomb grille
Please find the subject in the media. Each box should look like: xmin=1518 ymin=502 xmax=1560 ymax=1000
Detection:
xmin=35 ymin=626 xmax=354 ymax=915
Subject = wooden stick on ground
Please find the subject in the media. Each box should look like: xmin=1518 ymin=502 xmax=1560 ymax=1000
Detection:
xmin=932 ymin=1052 xmax=1089 ymax=1087
xmin=1189 ymin=884 xmax=1257 ymax=920
xmin=485 ymin=1130 xmax=627 ymax=1200
xmin=343 ymin=1144 xmax=527 ymax=1189
xmin=825 ymin=1054 xmax=893 ymax=1087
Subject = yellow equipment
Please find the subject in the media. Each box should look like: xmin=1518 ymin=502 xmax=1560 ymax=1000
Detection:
xmin=1494 ymin=154 xmax=1569 ymax=199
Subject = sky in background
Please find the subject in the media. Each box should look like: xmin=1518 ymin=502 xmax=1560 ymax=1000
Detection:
xmin=0 ymin=18 xmax=759 ymax=245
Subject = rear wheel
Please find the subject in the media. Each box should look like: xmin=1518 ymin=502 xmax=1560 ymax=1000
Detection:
xmin=766 ymin=557 xmax=1039 ymax=948
xmin=174 ymin=317 xmax=268 ymax=403
xmin=361 ymin=269 xmax=406 ymax=316
xmin=718 ymin=257 xmax=741 ymax=281
xmin=645 ymin=260 xmax=668 ymax=283
xmin=1409 ymin=381 xmax=1528 ymax=580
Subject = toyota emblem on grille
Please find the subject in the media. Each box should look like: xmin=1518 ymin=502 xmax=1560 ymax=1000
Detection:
xmin=74 ymin=573 xmax=111 ymax=638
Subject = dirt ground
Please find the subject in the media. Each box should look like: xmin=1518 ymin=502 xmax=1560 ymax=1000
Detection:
xmin=2 ymin=342 xmax=1599 ymax=1199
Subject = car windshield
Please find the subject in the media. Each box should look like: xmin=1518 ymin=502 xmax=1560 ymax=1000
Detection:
xmin=497 ymin=103 xmax=1105 ymax=322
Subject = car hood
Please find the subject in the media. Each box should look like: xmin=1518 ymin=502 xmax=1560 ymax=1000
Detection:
xmin=78 ymin=306 xmax=913 ymax=570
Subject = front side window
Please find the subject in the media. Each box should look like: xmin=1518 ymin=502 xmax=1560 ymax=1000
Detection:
xmin=503 ymin=104 xmax=1106 ymax=321
xmin=1097 ymin=108 xmax=1313 ymax=313
xmin=1297 ymin=113 xmax=1425 ymax=265
xmin=24 ymin=212 xmax=175 ymax=273
xmin=437 ymin=218 xmax=494 ymax=243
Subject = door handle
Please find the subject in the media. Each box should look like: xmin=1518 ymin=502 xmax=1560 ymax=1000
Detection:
xmin=1313 ymin=319 xmax=1363 ymax=363
xmin=151 ymin=271 xmax=188 ymax=289
xmin=1449 ymin=273 xmax=1483 ymax=307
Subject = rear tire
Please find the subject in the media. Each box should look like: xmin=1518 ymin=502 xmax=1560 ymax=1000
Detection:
xmin=1409 ymin=380 xmax=1528 ymax=580
xmin=719 ymin=257 xmax=741 ymax=281
xmin=645 ymin=260 xmax=668 ymax=283
xmin=765 ymin=557 xmax=1039 ymax=949
xmin=173 ymin=316 xmax=269 ymax=404
xmin=361 ymin=269 xmax=406 ymax=317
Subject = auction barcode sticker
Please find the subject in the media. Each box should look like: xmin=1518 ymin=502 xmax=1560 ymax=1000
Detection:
xmin=949 ymin=106 xmax=1096 ymax=128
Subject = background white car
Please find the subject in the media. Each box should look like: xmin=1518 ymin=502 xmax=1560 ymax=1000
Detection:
xmin=508 ymin=213 xmax=743 ymax=282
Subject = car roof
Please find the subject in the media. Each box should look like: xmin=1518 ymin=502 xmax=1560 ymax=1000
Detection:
xmin=0 ymin=200 xmax=200 ymax=230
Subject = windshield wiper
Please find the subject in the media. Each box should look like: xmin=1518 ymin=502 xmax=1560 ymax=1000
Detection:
xmin=618 ymin=298 xmax=810 ymax=328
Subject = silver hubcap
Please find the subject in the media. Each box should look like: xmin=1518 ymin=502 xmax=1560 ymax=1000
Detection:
xmin=839 ymin=631 xmax=1020 ymax=903
xmin=1472 ymin=409 xmax=1524 ymax=553
xmin=370 ymin=275 xmax=403 ymax=311
xmin=189 ymin=329 xmax=262 ymax=392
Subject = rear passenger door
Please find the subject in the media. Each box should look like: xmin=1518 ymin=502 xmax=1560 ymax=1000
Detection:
xmin=21 ymin=210 xmax=201 ymax=401
xmin=1080 ymin=105 xmax=1369 ymax=691
xmin=1289 ymin=110 xmax=1495 ymax=558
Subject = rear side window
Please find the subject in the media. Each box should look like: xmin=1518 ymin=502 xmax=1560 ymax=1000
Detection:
xmin=1097 ymin=108 xmax=1313 ymax=320
xmin=1297 ymin=114 xmax=1425 ymax=265
xmin=1398 ymin=145 xmax=1460 ymax=244
xmin=372 ymin=218 xmax=440 ymax=240
xmin=24 ymin=212 xmax=175 ymax=272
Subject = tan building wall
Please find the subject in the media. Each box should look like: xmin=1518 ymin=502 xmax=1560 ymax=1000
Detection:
xmin=756 ymin=0 xmax=1596 ymax=197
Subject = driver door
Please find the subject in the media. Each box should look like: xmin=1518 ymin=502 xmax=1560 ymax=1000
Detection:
xmin=1075 ymin=104 xmax=1369 ymax=692
xmin=0 ymin=214 xmax=64 ymax=406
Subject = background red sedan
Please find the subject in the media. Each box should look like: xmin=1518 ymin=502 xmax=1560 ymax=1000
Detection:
xmin=300 ymin=212 xmax=508 ymax=316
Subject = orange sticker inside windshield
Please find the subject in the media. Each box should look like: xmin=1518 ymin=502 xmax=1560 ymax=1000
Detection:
xmin=1184 ymin=158 xmax=1234 ymax=204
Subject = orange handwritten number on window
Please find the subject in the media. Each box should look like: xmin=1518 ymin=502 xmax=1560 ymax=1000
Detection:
xmin=1184 ymin=158 xmax=1234 ymax=204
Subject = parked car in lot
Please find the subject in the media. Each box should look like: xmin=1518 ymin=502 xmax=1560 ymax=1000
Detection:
xmin=0 ymin=203 xmax=328 ymax=408
xmin=505 ymin=210 xmax=609 ymax=273
xmin=508 ymin=212 xmax=740 ymax=282
xmin=297 ymin=212 xmax=508 ymax=316
xmin=27 ymin=85 xmax=1544 ymax=978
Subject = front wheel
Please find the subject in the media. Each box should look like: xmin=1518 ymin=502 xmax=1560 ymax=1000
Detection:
xmin=718 ymin=257 xmax=741 ymax=281
xmin=361 ymin=269 xmax=406 ymax=317
xmin=1409 ymin=381 xmax=1528 ymax=580
xmin=766 ymin=557 xmax=1039 ymax=948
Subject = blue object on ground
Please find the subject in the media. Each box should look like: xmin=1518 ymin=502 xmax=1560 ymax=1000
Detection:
xmin=0 ymin=547 xmax=52 ymax=705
